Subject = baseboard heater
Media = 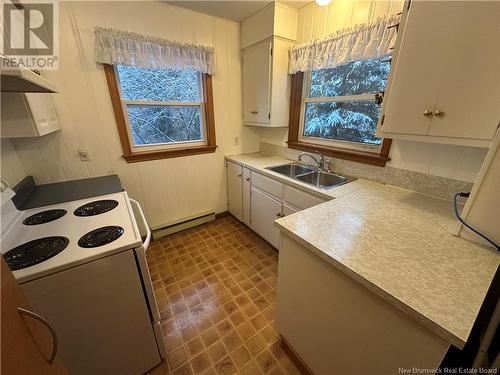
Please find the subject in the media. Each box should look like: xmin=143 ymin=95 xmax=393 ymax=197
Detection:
xmin=151 ymin=211 xmax=215 ymax=240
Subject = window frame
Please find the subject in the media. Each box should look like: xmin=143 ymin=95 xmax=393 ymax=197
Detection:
xmin=288 ymin=71 xmax=392 ymax=167
xmin=104 ymin=64 xmax=216 ymax=163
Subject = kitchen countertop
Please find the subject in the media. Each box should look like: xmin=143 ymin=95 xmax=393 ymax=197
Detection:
xmin=12 ymin=175 xmax=123 ymax=210
xmin=275 ymin=182 xmax=499 ymax=349
xmin=225 ymin=153 xmax=374 ymax=200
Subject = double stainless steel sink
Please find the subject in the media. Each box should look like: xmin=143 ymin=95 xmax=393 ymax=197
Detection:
xmin=265 ymin=163 xmax=356 ymax=189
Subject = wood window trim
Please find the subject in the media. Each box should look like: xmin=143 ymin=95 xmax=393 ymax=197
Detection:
xmin=103 ymin=64 xmax=217 ymax=163
xmin=287 ymin=72 xmax=392 ymax=167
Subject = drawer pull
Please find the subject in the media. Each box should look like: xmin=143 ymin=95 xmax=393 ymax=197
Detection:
xmin=434 ymin=110 xmax=445 ymax=118
xmin=423 ymin=110 xmax=433 ymax=118
xmin=251 ymin=111 xmax=258 ymax=114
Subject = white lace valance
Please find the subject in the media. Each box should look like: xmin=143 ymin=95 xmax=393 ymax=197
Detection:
xmin=288 ymin=14 xmax=400 ymax=74
xmin=94 ymin=27 xmax=216 ymax=74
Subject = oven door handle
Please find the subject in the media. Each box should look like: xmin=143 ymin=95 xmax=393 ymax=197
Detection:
xmin=129 ymin=198 xmax=151 ymax=252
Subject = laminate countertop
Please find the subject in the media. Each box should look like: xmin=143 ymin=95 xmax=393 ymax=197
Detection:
xmin=275 ymin=182 xmax=499 ymax=349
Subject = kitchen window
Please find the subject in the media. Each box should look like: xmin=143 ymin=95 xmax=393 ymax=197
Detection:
xmin=104 ymin=64 xmax=216 ymax=162
xmin=288 ymin=59 xmax=393 ymax=167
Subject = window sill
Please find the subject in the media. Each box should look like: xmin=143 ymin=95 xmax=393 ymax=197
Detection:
xmin=122 ymin=145 xmax=217 ymax=163
xmin=287 ymin=141 xmax=390 ymax=167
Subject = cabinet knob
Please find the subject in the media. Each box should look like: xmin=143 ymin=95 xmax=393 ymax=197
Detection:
xmin=251 ymin=111 xmax=258 ymax=114
xmin=237 ymin=174 xmax=242 ymax=177
xmin=434 ymin=110 xmax=445 ymax=118
xmin=276 ymin=213 xmax=281 ymax=218
xmin=245 ymin=177 xmax=250 ymax=181
xmin=422 ymin=110 xmax=433 ymax=118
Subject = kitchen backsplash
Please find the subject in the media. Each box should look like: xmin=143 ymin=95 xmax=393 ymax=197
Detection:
xmin=260 ymin=142 xmax=473 ymax=201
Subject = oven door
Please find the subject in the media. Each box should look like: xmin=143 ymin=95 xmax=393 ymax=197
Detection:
xmin=129 ymin=198 xmax=166 ymax=359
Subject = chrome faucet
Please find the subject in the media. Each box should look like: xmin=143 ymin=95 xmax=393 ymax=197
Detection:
xmin=298 ymin=152 xmax=331 ymax=172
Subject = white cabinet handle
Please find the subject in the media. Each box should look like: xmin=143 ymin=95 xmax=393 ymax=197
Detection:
xmin=18 ymin=307 xmax=58 ymax=364
xmin=422 ymin=110 xmax=433 ymax=118
xmin=434 ymin=110 xmax=445 ymax=117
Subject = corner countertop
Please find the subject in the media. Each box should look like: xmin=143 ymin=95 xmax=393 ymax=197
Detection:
xmin=12 ymin=175 xmax=123 ymax=210
xmin=225 ymin=153 xmax=375 ymax=200
xmin=275 ymin=182 xmax=499 ymax=349
xmin=226 ymin=153 xmax=499 ymax=349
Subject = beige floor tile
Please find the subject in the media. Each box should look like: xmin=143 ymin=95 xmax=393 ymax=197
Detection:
xmin=214 ymin=356 xmax=237 ymax=375
xmin=186 ymin=336 xmax=204 ymax=358
xmin=207 ymin=340 xmax=228 ymax=364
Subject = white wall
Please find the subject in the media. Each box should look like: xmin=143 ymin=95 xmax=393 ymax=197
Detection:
xmin=10 ymin=1 xmax=260 ymax=228
xmin=260 ymin=0 xmax=487 ymax=183
xmin=0 ymin=139 xmax=26 ymax=187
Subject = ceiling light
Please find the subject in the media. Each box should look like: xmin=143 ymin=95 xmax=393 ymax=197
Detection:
xmin=315 ymin=0 xmax=332 ymax=6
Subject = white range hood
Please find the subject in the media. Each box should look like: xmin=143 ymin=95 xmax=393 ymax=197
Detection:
xmin=1 ymin=66 xmax=58 ymax=93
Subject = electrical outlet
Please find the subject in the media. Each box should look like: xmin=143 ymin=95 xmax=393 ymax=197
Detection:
xmin=78 ymin=148 xmax=90 ymax=161
xmin=234 ymin=137 xmax=240 ymax=146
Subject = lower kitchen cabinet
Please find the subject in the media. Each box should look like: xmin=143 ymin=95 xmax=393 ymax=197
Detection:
xmin=277 ymin=235 xmax=450 ymax=375
xmin=226 ymin=159 xmax=328 ymax=249
xmin=250 ymin=187 xmax=282 ymax=249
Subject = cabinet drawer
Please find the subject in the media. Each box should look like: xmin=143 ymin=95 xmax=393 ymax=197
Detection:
xmin=284 ymin=185 xmax=327 ymax=210
xmin=251 ymin=172 xmax=283 ymax=199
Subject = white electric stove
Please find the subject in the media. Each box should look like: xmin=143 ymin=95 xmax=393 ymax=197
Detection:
xmin=1 ymin=191 xmax=166 ymax=375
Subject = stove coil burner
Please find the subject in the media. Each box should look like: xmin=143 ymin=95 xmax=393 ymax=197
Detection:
xmin=4 ymin=236 xmax=69 ymax=270
xmin=78 ymin=226 xmax=124 ymax=248
xmin=23 ymin=209 xmax=67 ymax=225
xmin=73 ymin=200 xmax=118 ymax=217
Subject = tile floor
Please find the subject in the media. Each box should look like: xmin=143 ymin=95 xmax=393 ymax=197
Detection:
xmin=146 ymin=215 xmax=301 ymax=375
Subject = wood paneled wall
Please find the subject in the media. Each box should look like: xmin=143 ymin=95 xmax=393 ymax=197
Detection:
xmin=259 ymin=0 xmax=487 ymax=183
xmin=10 ymin=1 xmax=260 ymax=229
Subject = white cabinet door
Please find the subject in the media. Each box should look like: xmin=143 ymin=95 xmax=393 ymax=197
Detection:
xmin=251 ymin=187 xmax=282 ymax=249
xmin=242 ymin=39 xmax=272 ymax=124
xmin=227 ymin=161 xmax=243 ymax=221
xmin=242 ymin=167 xmax=251 ymax=226
xmin=427 ymin=1 xmax=500 ymax=140
xmin=381 ymin=1 xmax=466 ymax=136
xmin=269 ymin=38 xmax=294 ymax=127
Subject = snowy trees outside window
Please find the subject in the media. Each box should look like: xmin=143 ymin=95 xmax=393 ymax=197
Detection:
xmin=303 ymin=58 xmax=390 ymax=145
xmin=116 ymin=65 xmax=203 ymax=146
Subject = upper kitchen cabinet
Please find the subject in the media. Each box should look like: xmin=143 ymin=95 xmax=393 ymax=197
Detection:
xmin=241 ymin=2 xmax=297 ymax=127
xmin=378 ymin=0 xmax=500 ymax=147
xmin=1 ymin=93 xmax=60 ymax=138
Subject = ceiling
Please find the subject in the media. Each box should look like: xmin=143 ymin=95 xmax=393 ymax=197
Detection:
xmin=167 ymin=1 xmax=312 ymax=22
